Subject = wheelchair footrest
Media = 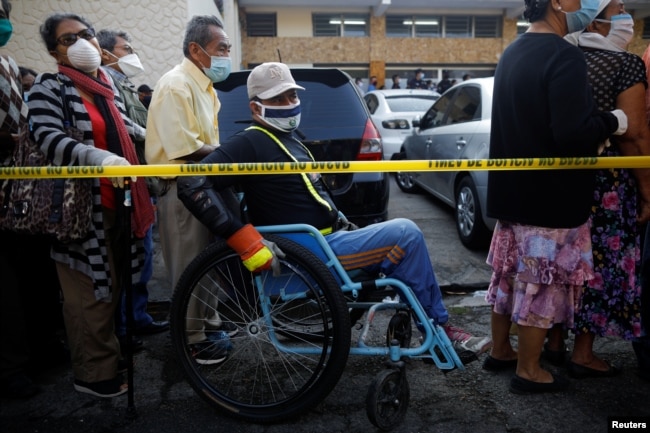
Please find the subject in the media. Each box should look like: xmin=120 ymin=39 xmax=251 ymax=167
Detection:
xmin=422 ymin=348 xmax=477 ymax=372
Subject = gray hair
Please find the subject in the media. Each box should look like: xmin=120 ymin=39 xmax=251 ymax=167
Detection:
xmin=182 ymin=15 xmax=224 ymax=57
xmin=96 ymin=29 xmax=131 ymax=52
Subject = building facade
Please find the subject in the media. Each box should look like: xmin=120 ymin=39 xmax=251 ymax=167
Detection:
xmin=236 ymin=0 xmax=650 ymax=88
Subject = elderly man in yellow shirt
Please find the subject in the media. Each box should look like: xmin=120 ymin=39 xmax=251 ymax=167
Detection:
xmin=145 ymin=15 xmax=236 ymax=364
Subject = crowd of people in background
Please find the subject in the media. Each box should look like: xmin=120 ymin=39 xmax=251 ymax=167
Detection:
xmin=1 ymin=0 xmax=650 ymax=405
xmin=360 ymin=68 xmax=473 ymax=94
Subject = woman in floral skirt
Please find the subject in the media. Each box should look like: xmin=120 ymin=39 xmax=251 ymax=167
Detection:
xmin=566 ymin=0 xmax=650 ymax=378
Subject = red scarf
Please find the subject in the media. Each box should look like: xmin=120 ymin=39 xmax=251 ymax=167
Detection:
xmin=59 ymin=65 xmax=154 ymax=238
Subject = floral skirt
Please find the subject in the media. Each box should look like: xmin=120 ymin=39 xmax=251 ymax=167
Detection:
xmin=485 ymin=220 xmax=594 ymax=329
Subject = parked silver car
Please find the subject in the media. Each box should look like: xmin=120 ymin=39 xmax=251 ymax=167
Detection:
xmin=364 ymin=89 xmax=440 ymax=160
xmin=395 ymin=77 xmax=496 ymax=249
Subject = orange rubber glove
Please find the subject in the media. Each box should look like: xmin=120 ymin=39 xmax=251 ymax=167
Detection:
xmin=226 ymin=224 xmax=284 ymax=274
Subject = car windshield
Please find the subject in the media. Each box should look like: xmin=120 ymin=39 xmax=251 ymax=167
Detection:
xmin=385 ymin=95 xmax=437 ymax=113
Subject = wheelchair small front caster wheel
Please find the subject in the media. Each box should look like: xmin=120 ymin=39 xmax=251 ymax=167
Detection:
xmin=386 ymin=310 xmax=412 ymax=349
xmin=366 ymin=368 xmax=410 ymax=430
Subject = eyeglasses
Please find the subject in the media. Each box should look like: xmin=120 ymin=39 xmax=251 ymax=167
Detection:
xmin=114 ymin=45 xmax=134 ymax=55
xmin=56 ymin=28 xmax=96 ymax=47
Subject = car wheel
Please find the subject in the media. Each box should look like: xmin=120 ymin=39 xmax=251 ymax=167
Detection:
xmin=455 ymin=176 xmax=490 ymax=250
xmin=394 ymin=172 xmax=419 ymax=193
xmin=392 ymin=151 xmax=419 ymax=194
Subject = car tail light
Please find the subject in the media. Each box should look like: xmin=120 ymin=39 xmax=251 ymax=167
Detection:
xmin=357 ymin=119 xmax=383 ymax=161
xmin=381 ymin=119 xmax=410 ymax=130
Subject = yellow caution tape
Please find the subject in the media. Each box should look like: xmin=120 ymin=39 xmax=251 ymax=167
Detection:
xmin=1 ymin=156 xmax=650 ymax=179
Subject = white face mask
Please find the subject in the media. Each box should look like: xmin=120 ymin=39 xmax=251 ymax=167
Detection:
xmin=106 ymin=51 xmax=145 ymax=78
xmin=254 ymin=100 xmax=301 ymax=132
xmin=66 ymin=38 xmax=101 ymax=73
xmin=597 ymin=13 xmax=634 ymax=50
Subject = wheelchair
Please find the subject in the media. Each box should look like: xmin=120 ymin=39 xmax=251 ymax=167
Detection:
xmin=169 ymin=223 xmax=466 ymax=431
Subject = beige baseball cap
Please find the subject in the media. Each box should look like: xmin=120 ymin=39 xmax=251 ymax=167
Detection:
xmin=247 ymin=62 xmax=305 ymax=100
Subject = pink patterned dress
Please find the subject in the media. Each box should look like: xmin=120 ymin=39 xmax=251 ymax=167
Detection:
xmin=486 ymin=220 xmax=594 ymax=329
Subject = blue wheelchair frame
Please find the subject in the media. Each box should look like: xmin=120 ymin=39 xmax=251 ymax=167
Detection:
xmin=257 ymin=223 xmax=465 ymax=371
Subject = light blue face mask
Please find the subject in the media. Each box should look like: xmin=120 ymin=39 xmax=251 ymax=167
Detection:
xmin=562 ymin=0 xmax=601 ymax=33
xmin=199 ymin=46 xmax=231 ymax=83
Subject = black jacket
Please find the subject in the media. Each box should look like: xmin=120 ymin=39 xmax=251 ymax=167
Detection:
xmin=487 ymin=33 xmax=618 ymax=228
xmin=200 ymin=123 xmax=339 ymax=231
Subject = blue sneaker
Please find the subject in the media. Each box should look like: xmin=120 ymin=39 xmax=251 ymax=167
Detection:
xmin=206 ymin=330 xmax=234 ymax=351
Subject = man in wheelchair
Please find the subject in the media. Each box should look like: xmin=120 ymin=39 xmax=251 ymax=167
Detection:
xmin=177 ymin=62 xmax=491 ymax=361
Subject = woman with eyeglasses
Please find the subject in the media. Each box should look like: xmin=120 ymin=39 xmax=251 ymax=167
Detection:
xmin=28 ymin=13 xmax=155 ymax=398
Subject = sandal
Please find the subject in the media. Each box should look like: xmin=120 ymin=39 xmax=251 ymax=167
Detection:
xmin=73 ymin=377 xmax=127 ymax=398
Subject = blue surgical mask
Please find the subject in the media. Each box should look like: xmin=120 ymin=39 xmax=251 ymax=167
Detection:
xmin=562 ymin=0 xmax=600 ymax=34
xmin=254 ymin=100 xmax=301 ymax=132
xmin=199 ymin=46 xmax=231 ymax=83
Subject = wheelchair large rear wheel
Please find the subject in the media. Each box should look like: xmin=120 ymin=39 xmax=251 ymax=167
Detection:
xmin=170 ymin=234 xmax=351 ymax=423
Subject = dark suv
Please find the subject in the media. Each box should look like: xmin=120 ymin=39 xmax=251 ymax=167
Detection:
xmin=214 ymin=68 xmax=389 ymax=227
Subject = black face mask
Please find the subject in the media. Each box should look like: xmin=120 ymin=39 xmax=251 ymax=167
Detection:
xmin=142 ymin=95 xmax=151 ymax=108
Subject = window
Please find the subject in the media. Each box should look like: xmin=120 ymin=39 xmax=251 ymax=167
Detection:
xmin=420 ymin=89 xmax=458 ymax=130
xmin=385 ymin=95 xmax=439 ymax=113
xmin=313 ymin=13 xmax=369 ymax=37
xmin=414 ymin=16 xmax=442 ymax=37
xmin=387 ymin=15 xmax=441 ymax=37
xmin=386 ymin=15 xmax=411 ymax=37
xmin=474 ymin=16 xmax=501 ymax=38
xmin=364 ymin=94 xmax=379 ymax=114
xmin=446 ymin=86 xmax=481 ymax=124
xmin=445 ymin=16 xmax=471 ymax=38
xmin=246 ymin=13 xmax=276 ymax=37
xmin=386 ymin=15 xmax=501 ymax=38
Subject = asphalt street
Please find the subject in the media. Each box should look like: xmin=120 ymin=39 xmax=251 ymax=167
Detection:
xmin=1 ymin=177 xmax=648 ymax=433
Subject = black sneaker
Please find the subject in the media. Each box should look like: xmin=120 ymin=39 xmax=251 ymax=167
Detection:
xmin=73 ymin=377 xmax=127 ymax=398
xmin=190 ymin=341 xmax=229 ymax=365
